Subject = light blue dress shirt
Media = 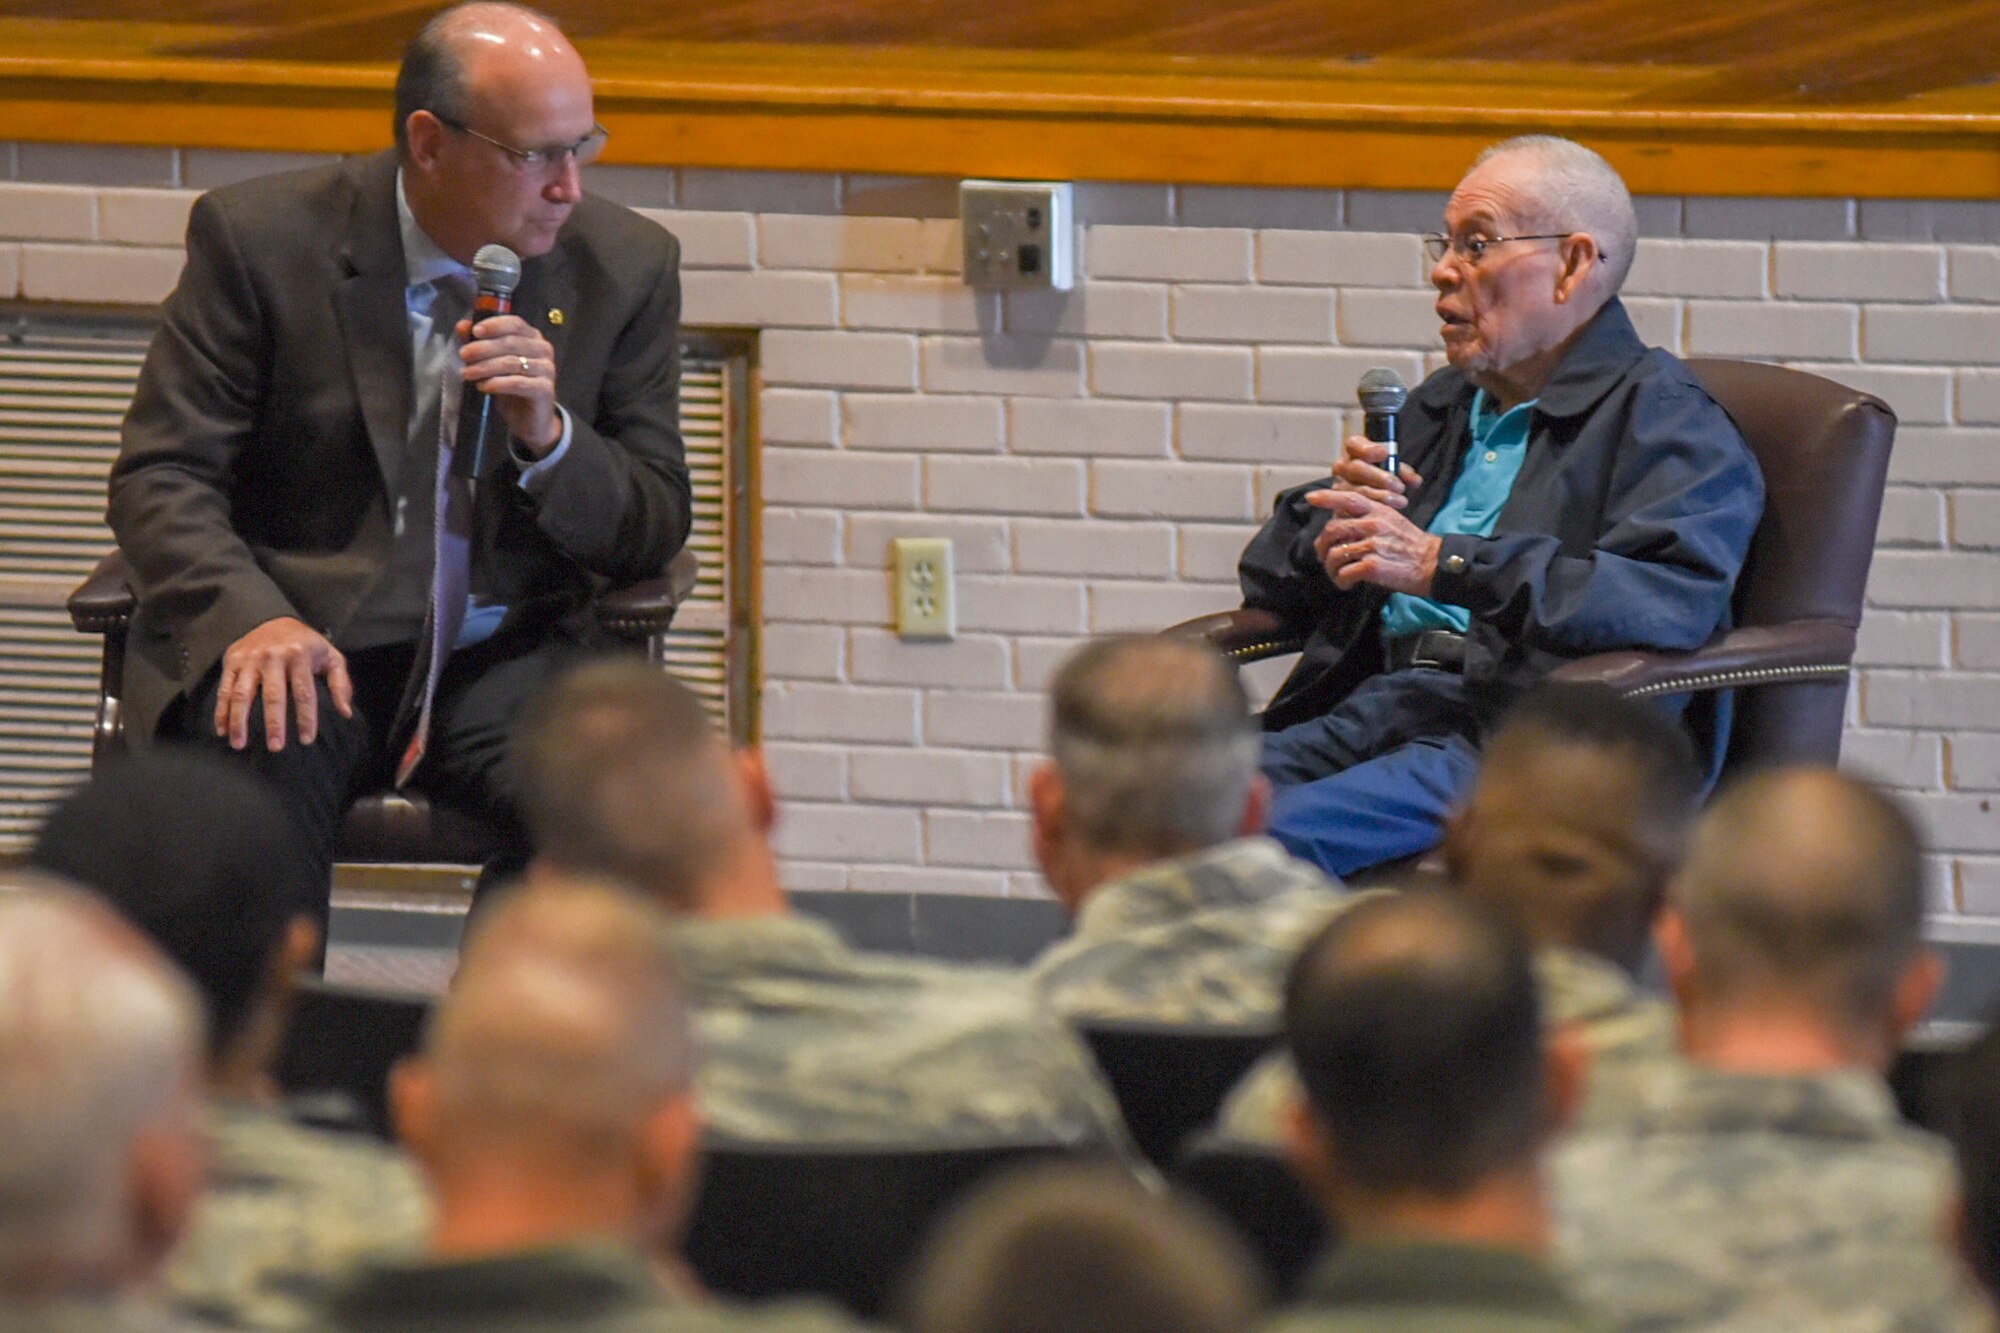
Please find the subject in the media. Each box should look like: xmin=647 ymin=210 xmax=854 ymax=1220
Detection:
xmin=1380 ymin=389 xmax=1536 ymax=639
xmin=394 ymin=173 xmax=570 ymax=649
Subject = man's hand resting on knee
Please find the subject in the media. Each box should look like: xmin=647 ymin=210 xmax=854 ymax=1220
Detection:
xmin=214 ymin=617 xmax=355 ymax=752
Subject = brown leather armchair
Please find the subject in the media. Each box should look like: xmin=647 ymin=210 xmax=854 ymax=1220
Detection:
xmin=1172 ymin=358 xmax=1896 ymax=775
xmin=68 ymin=546 xmax=699 ymax=864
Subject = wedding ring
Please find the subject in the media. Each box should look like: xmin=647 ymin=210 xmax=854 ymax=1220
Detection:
xmin=519 ymin=356 xmax=531 ymax=374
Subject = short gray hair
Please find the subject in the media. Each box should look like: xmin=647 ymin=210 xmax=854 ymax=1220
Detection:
xmin=0 ymin=879 xmax=203 ymax=1291
xmin=1048 ymin=636 xmax=1259 ymax=857
xmin=429 ymin=876 xmax=696 ymax=1147
xmin=1474 ymin=135 xmax=1639 ymax=295
xmin=1674 ymin=768 xmax=1925 ymax=1028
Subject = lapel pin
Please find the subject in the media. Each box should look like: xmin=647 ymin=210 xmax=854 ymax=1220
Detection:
xmin=548 ymin=308 xmax=565 ymax=326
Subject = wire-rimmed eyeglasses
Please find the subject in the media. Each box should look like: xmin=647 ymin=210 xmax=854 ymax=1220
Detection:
xmin=438 ymin=116 xmax=609 ymax=175
xmin=1422 ymin=232 xmax=1571 ymax=266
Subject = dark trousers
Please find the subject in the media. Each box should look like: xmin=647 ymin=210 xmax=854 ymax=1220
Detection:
xmin=170 ymin=627 xmax=588 ymax=930
xmin=1260 ymin=669 xmax=1513 ymax=880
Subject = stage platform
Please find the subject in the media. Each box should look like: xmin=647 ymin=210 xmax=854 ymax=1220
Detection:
xmin=0 ymin=2 xmax=1997 ymax=196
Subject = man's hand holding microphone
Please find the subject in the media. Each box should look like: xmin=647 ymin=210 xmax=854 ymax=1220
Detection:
xmin=1311 ymin=368 xmax=1442 ymax=597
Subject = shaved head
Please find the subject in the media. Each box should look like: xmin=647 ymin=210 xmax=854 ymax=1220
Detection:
xmin=1674 ymin=768 xmax=1926 ymax=1028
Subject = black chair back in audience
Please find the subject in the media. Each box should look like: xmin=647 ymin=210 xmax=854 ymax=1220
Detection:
xmin=1076 ymin=1021 xmax=1280 ymax=1168
xmin=685 ymin=1140 xmax=1082 ymax=1318
xmin=276 ymin=980 xmax=432 ymax=1139
xmin=1172 ymin=1135 xmax=1325 ymax=1299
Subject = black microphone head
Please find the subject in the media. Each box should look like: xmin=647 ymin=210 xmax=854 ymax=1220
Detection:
xmin=1357 ymin=367 xmax=1408 ymax=414
xmin=472 ymin=244 xmax=522 ymax=297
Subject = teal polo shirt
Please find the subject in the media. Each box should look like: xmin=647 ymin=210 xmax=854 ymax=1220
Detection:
xmin=1381 ymin=389 xmax=1536 ymax=639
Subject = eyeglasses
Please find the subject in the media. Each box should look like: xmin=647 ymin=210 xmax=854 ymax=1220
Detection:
xmin=437 ymin=116 xmax=609 ymax=174
xmin=1422 ymin=232 xmax=1571 ymax=266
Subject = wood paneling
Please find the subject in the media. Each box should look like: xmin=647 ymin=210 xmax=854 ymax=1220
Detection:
xmin=2 ymin=1 xmax=1999 ymax=197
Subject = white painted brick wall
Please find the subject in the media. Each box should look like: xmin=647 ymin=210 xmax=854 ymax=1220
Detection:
xmin=21 ymin=153 xmax=2000 ymax=918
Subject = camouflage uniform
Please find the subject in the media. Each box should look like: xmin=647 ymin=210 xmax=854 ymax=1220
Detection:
xmin=669 ymin=914 xmax=1132 ymax=1151
xmin=0 ymin=1301 xmax=215 ymax=1332
xmin=1216 ymin=947 xmax=1677 ymax=1144
xmin=1263 ymin=1240 xmax=1605 ymax=1333
xmin=170 ymin=1099 xmax=429 ymax=1330
xmin=311 ymin=1240 xmax=865 ymax=1333
xmin=1553 ymin=1065 xmax=1990 ymax=1333
xmin=1029 ymin=837 xmax=1345 ymax=1028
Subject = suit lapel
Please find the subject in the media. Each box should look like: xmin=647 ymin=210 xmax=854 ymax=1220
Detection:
xmin=332 ymin=152 xmax=413 ymax=498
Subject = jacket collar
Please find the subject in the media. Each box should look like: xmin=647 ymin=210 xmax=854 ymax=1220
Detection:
xmin=1528 ymin=296 xmax=1649 ymax=420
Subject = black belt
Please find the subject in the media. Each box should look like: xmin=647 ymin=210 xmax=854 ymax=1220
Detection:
xmin=1384 ymin=629 xmax=1467 ymax=674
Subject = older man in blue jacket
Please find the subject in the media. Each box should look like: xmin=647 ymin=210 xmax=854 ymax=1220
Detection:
xmin=1245 ymin=136 xmax=1763 ymax=877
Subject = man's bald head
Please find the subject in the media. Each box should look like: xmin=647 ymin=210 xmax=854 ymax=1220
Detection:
xmin=1673 ymin=768 xmax=1927 ymax=1030
xmin=512 ymin=660 xmax=750 ymax=910
xmin=395 ymin=3 xmax=579 ymax=157
xmin=1045 ymin=635 xmax=1259 ymax=857
xmin=1284 ymin=891 xmax=1545 ymax=1198
xmin=0 ymin=878 xmax=205 ymax=1295
xmin=414 ymin=876 xmax=696 ymax=1161
xmin=1468 ymin=136 xmax=1639 ymax=299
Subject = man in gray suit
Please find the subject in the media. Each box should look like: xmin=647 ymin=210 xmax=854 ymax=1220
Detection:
xmin=109 ymin=2 xmax=689 ymax=908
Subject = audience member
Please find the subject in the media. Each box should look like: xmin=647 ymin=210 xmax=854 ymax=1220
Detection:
xmin=1554 ymin=767 xmax=1984 ymax=1330
xmin=512 ymin=659 xmax=1132 ymax=1153
xmin=1219 ymin=682 xmax=1699 ymax=1142
xmin=901 ymin=1161 xmax=1264 ymax=1333
xmin=319 ymin=875 xmax=855 ymax=1333
xmin=1027 ymin=634 xmax=1343 ymax=1028
xmin=1268 ymin=892 xmax=1594 ymax=1332
xmin=32 ymin=748 xmax=428 ymax=1331
xmin=0 ymin=881 xmax=208 ymax=1332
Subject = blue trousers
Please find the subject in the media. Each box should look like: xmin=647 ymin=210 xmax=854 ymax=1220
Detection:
xmin=1261 ymin=669 xmax=1503 ymax=880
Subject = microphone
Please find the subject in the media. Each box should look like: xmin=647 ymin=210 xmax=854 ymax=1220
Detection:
xmin=450 ymin=243 xmax=523 ymax=481
xmin=1357 ymin=367 xmax=1408 ymax=482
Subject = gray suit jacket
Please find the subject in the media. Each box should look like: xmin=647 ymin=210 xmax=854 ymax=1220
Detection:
xmin=108 ymin=149 xmax=690 ymax=741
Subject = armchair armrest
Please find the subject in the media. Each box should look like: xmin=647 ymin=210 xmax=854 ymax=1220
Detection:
xmin=1163 ymin=609 xmax=1305 ymax=664
xmin=69 ymin=550 xmax=135 ymax=635
xmin=1547 ymin=620 xmax=1856 ymax=699
xmin=594 ymin=547 xmax=700 ymax=643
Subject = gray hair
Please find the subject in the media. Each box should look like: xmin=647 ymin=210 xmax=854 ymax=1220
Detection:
xmin=428 ymin=876 xmax=696 ymax=1148
xmin=1474 ymin=135 xmax=1639 ymax=295
xmin=0 ymin=879 xmax=204 ymax=1292
xmin=1048 ymin=636 xmax=1260 ymax=857
xmin=1674 ymin=768 xmax=1926 ymax=1029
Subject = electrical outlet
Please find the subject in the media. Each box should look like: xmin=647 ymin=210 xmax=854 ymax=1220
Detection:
xmin=959 ymin=180 xmax=1075 ymax=290
xmin=893 ymin=537 xmax=955 ymax=640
